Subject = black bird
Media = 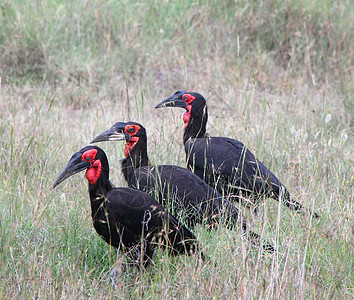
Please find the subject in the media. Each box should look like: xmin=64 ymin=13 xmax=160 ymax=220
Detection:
xmin=53 ymin=145 xmax=203 ymax=268
xmin=91 ymin=122 xmax=274 ymax=251
xmin=155 ymin=91 xmax=319 ymax=218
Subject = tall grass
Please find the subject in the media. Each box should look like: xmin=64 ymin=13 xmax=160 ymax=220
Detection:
xmin=0 ymin=0 xmax=352 ymax=298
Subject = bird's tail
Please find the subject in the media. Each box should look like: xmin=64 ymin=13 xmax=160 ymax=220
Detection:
xmin=280 ymin=187 xmax=320 ymax=218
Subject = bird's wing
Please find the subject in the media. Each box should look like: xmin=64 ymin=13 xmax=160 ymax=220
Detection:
xmin=185 ymin=137 xmax=283 ymax=195
xmin=135 ymin=165 xmax=241 ymax=226
xmin=106 ymin=187 xmax=196 ymax=240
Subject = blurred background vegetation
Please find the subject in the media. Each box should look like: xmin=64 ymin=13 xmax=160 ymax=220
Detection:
xmin=1 ymin=0 xmax=352 ymax=93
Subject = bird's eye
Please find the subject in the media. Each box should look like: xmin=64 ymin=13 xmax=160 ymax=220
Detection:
xmin=82 ymin=148 xmax=98 ymax=162
xmin=127 ymin=126 xmax=135 ymax=133
xmin=183 ymin=95 xmax=188 ymax=101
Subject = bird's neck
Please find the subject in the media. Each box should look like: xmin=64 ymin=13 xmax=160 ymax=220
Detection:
xmin=183 ymin=107 xmax=208 ymax=144
xmin=121 ymin=145 xmax=150 ymax=183
xmin=88 ymin=169 xmax=113 ymax=214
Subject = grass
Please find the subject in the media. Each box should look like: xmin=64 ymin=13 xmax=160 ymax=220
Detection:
xmin=0 ymin=0 xmax=353 ymax=298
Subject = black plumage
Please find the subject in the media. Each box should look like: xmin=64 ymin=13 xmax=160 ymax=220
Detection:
xmin=91 ymin=122 xmax=274 ymax=251
xmin=53 ymin=145 xmax=203 ymax=267
xmin=155 ymin=91 xmax=319 ymax=218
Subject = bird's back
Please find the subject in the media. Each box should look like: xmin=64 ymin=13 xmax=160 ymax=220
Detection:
xmin=125 ymin=164 xmax=241 ymax=228
xmin=185 ymin=136 xmax=285 ymax=199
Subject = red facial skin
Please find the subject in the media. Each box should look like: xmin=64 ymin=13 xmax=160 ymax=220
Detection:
xmin=124 ymin=125 xmax=141 ymax=157
xmin=124 ymin=137 xmax=139 ymax=157
xmin=86 ymin=160 xmax=102 ymax=184
xmin=82 ymin=148 xmax=102 ymax=185
xmin=182 ymin=94 xmax=196 ymax=128
xmin=183 ymin=108 xmax=192 ymax=128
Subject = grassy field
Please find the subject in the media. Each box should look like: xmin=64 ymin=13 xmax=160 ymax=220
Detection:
xmin=1 ymin=0 xmax=352 ymax=298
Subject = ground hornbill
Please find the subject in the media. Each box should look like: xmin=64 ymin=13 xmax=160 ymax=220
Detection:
xmin=53 ymin=145 xmax=204 ymax=268
xmin=91 ymin=122 xmax=274 ymax=251
xmin=155 ymin=91 xmax=319 ymax=218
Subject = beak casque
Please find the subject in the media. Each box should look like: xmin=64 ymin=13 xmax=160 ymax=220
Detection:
xmin=53 ymin=151 xmax=91 ymax=188
xmin=155 ymin=94 xmax=187 ymax=109
xmin=91 ymin=123 xmax=128 ymax=144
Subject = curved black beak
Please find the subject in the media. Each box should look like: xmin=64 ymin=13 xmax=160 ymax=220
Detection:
xmin=91 ymin=122 xmax=128 ymax=144
xmin=155 ymin=91 xmax=187 ymax=109
xmin=53 ymin=151 xmax=91 ymax=188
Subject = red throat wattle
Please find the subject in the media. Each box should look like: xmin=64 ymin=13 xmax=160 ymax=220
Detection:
xmin=85 ymin=160 xmax=102 ymax=184
xmin=183 ymin=105 xmax=192 ymax=128
xmin=124 ymin=137 xmax=139 ymax=157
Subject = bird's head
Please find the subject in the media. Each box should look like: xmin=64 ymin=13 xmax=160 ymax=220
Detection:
xmin=155 ymin=91 xmax=208 ymax=142
xmin=91 ymin=121 xmax=147 ymax=157
xmin=53 ymin=145 xmax=108 ymax=188
xmin=155 ymin=91 xmax=207 ymax=129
